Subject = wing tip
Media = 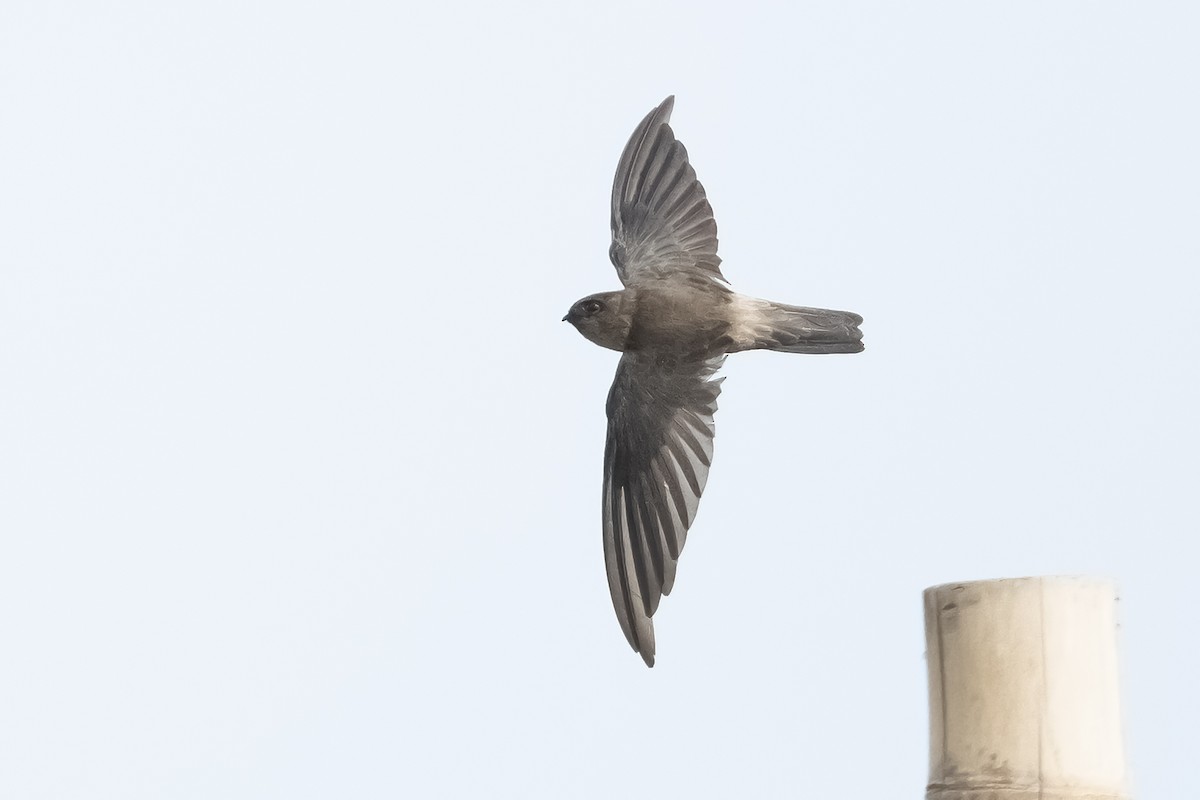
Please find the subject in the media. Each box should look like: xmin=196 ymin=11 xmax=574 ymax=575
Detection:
xmin=658 ymin=94 xmax=675 ymax=119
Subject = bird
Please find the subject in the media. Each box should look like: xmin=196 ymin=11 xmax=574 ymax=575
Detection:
xmin=564 ymin=96 xmax=863 ymax=667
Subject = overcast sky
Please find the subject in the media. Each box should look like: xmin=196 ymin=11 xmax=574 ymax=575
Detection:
xmin=2 ymin=2 xmax=1197 ymax=798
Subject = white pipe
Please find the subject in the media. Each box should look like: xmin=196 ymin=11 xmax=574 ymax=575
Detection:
xmin=923 ymin=576 xmax=1130 ymax=800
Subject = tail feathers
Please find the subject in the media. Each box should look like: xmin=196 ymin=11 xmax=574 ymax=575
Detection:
xmin=739 ymin=300 xmax=864 ymax=354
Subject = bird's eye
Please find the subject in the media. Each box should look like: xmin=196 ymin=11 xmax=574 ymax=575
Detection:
xmin=581 ymin=300 xmax=603 ymax=316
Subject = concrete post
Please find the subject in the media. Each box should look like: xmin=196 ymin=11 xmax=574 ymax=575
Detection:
xmin=924 ymin=576 xmax=1130 ymax=800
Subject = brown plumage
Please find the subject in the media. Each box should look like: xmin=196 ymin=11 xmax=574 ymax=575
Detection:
xmin=564 ymin=96 xmax=863 ymax=666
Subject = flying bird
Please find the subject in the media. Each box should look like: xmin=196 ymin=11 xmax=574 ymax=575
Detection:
xmin=564 ymin=96 xmax=863 ymax=667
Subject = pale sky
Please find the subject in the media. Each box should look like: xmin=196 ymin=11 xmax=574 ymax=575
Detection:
xmin=2 ymin=2 xmax=1197 ymax=798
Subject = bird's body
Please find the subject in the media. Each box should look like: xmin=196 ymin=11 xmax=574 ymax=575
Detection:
xmin=565 ymin=96 xmax=863 ymax=666
xmin=571 ymin=281 xmax=732 ymax=355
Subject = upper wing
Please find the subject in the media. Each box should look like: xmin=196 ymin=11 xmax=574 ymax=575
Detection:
xmin=602 ymin=351 xmax=725 ymax=666
xmin=609 ymin=96 xmax=725 ymax=286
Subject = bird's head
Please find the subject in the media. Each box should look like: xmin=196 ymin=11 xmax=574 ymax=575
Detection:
xmin=562 ymin=291 xmax=628 ymax=351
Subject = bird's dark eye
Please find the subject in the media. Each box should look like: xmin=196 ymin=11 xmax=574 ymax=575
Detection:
xmin=581 ymin=300 xmax=603 ymax=316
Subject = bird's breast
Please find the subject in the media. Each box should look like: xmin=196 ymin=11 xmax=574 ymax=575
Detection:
xmin=626 ymin=282 xmax=735 ymax=359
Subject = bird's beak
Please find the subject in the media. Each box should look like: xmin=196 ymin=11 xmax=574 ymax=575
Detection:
xmin=561 ymin=314 xmax=570 ymax=322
